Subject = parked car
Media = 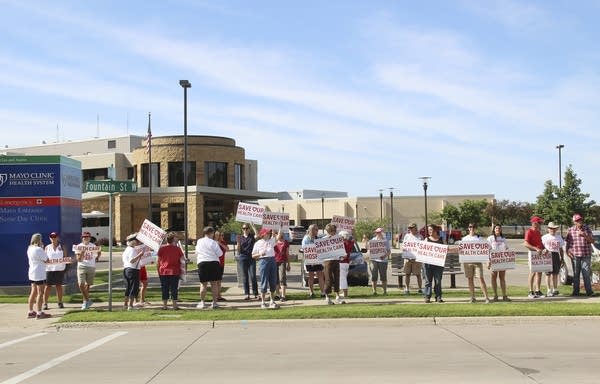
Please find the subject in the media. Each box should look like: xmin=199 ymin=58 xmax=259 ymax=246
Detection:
xmin=300 ymin=241 xmax=369 ymax=287
xmin=559 ymin=230 xmax=600 ymax=285
xmin=288 ymin=226 xmax=306 ymax=245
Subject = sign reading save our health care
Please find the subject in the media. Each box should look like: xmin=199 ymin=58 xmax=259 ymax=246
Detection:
xmin=235 ymin=202 xmax=265 ymax=224
xmin=458 ymin=241 xmax=491 ymax=263
xmin=136 ymin=219 xmax=166 ymax=251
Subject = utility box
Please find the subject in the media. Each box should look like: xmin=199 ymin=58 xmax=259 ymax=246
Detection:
xmin=0 ymin=155 xmax=81 ymax=286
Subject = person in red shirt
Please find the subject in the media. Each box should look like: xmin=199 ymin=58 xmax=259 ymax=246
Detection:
xmin=157 ymin=232 xmax=185 ymax=310
xmin=215 ymin=231 xmax=229 ymax=302
xmin=274 ymin=231 xmax=291 ymax=301
xmin=339 ymin=230 xmax=354 ymax=301
xmin=524 ymin=216 xmax=545 ymax=299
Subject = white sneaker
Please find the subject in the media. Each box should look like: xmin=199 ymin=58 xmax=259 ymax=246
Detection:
xmin=325 ymin=297 xmax=334 ymax=305
xmin=404 ymin=288 xmax=410 ymax=295
xmin=260 ymin=302 xmax=268 ymax=309
xmin=196 ymin=301 xmax=206 ymax=309
xmin=269 ymin=301 xmax=279 ymax=309
xmin=335 ymin=297 xmax=346 ymax=304
xmin=80 ymin=303 xmax=87 ymax=310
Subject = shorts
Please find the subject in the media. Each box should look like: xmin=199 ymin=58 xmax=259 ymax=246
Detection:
xmin=277 ymin=262 xmax=287 ymax=286
xmin=197 ymin=261 xmax=221 ymax=283
xmin=403 ymin=260 xmax=422 ymax=275
xmin=139 ymin=266 xmax=148 ymax=281
xmin=77 ymin=265 xmax=96 ymax=285
xmin=305 ymin=264 xmax=323 ymax=273
xmin=545 ymin=252 xmax=561 ymax=275
xmin=46 ymin=270 xmax=65 ymax=285
xmin=370 ymin=261 xmax=388 ymax=283
xmin=463 ymin=263 xmax=484 ymax=279
xmin=30 ymin=280 xmax=46 ymax=285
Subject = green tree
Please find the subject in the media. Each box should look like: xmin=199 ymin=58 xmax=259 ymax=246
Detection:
xmin=556 ymin=165 xmax=595 ymax=225
xmin=440 ymin=204 xmax=460 ymax=228
xmin=354 ymin=218 xmax=389 ymax=243
xmin=217 ymin=214 xmax=245 ymax=234
xmin=535 ymin=180 xmax=560 ymax=222
xmin=439 ymin=199 xmax=489 ymax=230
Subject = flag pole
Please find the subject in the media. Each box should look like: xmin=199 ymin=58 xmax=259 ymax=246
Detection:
xmin=147 ymin=112 xmax=153 ymax=222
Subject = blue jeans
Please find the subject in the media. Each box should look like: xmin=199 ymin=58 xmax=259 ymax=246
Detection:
xmin=239 ymin=257 xmax=258 ymax=296
xmin=423 ymin=263 xmax=443 ymax=300
xmin=258 ymin=257 xmax=278 ymax=294
xmin=572 ymin=256 xmax=593 ymax=295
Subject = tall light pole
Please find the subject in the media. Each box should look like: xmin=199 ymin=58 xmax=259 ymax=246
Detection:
xmin=379 ymin=189 xmax=383 ymax=220
xmin=389 ymin=187 xmax=394 ymax=243
xmin=179 ymin=80 xmax=191 ymax=259
xmin=419 ymin=177 xmax=431 ymax=230
xmin=321 ymin=194 xmax=325 ymax=229
xmin=556 ymin=144 xmax=564 ymax=234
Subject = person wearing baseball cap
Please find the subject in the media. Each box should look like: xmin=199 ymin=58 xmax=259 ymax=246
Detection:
xmin=44 ymin=232 xmax=70 ymax=310
xmin=402 ymin=223 xmax=423 ymax=295
xmin=541 ymin=222 xmax=565 ymax=297
xmin=369 ymin=227 xmax=390 ymax=295
xmin=524 ymin=215 xmax=545 ymax=299
xmin=566 ymin=213 xmax=595 ymax=296
xmin=74 ymin=230 xmax=101 ymax=310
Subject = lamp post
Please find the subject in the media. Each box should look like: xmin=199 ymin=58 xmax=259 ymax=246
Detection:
xmin=179 ymin=80 xmax=191 ymax=259
xmin=321 ymin=194 xmax=325 ymax=229
xmin=379 ymin=189 xmax=383 ymax=220
xmin=419 ymin=177 xmax=431 ymax=230
xmin=556 ymin=144 xmax=564 ymax=234
xmin=389 ymin=187 xmax=394 ymax=243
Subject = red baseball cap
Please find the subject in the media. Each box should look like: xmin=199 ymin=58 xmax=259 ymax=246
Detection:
xmin=530 ymin=216 xmax=544 ymax=224
xmin=572 ymin=214 xmax=583 ymax=222
xmin=81 ymin=231 xmax=91 ymax=238
xmin=374 ymin=227 xmax=384 ymax=233
xmin=258 ymin=228 xmax=271 ymax=238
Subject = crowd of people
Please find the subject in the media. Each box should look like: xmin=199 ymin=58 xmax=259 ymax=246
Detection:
xmin=25 ymin=212 xmax=596 ymax=317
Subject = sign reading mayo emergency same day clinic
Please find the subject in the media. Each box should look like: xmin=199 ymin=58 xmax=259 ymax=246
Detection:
xmin=0 ymin=156 xmax=82 ymax=285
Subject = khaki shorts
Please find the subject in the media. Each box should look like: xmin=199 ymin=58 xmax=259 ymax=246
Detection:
xmin=463 ymin=263 xmax=484 ymax=279
xmin=403 ymin=259 xmax=422 ymax=275
xmin=77 ymin=265 xmax=96 ymax=285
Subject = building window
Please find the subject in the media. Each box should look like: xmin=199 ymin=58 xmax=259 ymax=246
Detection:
xmin=126 ymin=167 xmax=135 ymax=181
xmin=204 ymin=198 xmax=224 ymax=228
xmin=168 ymin=203 xmax=184 ymax=231
xmin=234 ymin=163 xmax=244 ymax=189
xmin=107 ymin=140 xmax=116 ymax=149
xmin=168 ymin=161 xmax=196 ymax=187
xmin=141 ymin=162 xmax=160 ymax=188
xmin=82 ymin=168 xmax=108 ymax=181
xmin=205 ymin=162 xmax=227 ymax=188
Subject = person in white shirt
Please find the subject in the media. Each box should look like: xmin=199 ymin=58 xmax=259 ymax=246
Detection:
xmin=74 ymin=231 xmax=101 ymax=310
xmin=487 ymin=225 xmax=510 ymax=301
xmin=43 ymin=232 xmax=70 ymax=310
xmin=402 ymin=223 xmax=423 ymax=295
xmin=541 ymin=222 xmax=565 ymax=297
xmin=195 ymin=226 xmax=223 ymax=309
xmin=461 ymin=223 xmax=490 ymax=304
xmin=122 ymin=233 xmax=146 ymax=311
xmin=252 ymin=227 xmax=280 ymax=309
xmin=368 ymin=227 xmax=390 ymax=296
xmin=27 ymin=233 xmax=50 ymax=319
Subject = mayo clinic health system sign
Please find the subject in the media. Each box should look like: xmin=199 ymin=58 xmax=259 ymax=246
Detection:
xmin=0 ymin=155 xmax=82 ymax=286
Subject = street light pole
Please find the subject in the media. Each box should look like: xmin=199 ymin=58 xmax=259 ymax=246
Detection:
xmin=389 ymin=187 xmax=394 ymax=244
xmin=419 ymin=177 xmax=431 ymax=230
xmin=321 ymin=194 xmax=325 ymax=229
xmin=179 ymin=80 xmax=191 ymax=260
xmin=379 ymin=189 xmax=383 ymax=220
xmin=556 ymin=144 xmax=564 ymax=234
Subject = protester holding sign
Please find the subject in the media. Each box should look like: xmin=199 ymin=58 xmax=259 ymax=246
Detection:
xmin=487 ymin=225 xmax=510 ymax=302
xmin=237 ymin=224 xmax=258 ymax=300
xmin=541 ymin=222 xmax=564 ymax=297
xmin=215 ymin=231 xmax=229 ymax=302
xmin=321 ymin=224 xmax=345 ymax=305
xmin=252 ymin=227 xmax=280 ymax=309
xmin=422 ymin=224 xmax=444 ymax=303
xmin=195 ymin=226 xmax=223 ymax=309
xmin=338 ymin=230 xmax=354 ymax=300
xmin=274 ymin=231 xmax=291 ymax=302
xmin=461 ymin=224 xmax=491 ymax=304
xmin=122 ymin=233 xmax=146 ymax=311
xmin=524 ymin=216 xmax=545 ymax=299
xmin=566 ymin=213 xmax=595 ymax=297
xmin=368 ymin=228 xmax=390 ymax=296
xmin=27 ymin=233 xmax=50 ymax=319
xmin=74 ymin=231 xmax=101 ymax=310
xmin=402 ymin=223 xmax=423 ymax=295
xmin=157 ymin=232 xmax=185 ymax=310
xmin=43 ymin=232 xmax=70 ymax=310
xmin=302 ymin=224 xmax=324 ymax=298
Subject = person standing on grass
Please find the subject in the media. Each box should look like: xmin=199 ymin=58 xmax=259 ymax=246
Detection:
xmin=122 ymin=234 xmax=146 ymax=311
xmin=238 ymin=224 xmax=258 ymax=300
xmin=43 ymin=232 xmax=69 ymax=310
xmin=27 ymin=233 xmax=50 ymax=319
xmin=422 ymin=224 xmax=444 ymax=303
xmin=487 ymin=225 xmax=510 ymax=302
xmin=338 ymin=230 xmax=354 ymax=300
xmin=214 ymin=230 xmax=229 ymax=302
xmin=321 ymin=223 xmax=344 ymax=305
xmin=157 ymin=232 xmax=185 ymax=310
xmin=524 ymin=216 xmax=545 ymax=299
xmin=252 ymin=227 xmax=280 ymax=309
xmin=566 ymin=213 xmax=595 ymax=297
xmin=74 ymin=231 xmax=101 ymax=310
xmin=461 ymin=223 xmax=491 ymax=304
xmin=274 ymin=230 xmax=291 ymax=302
xmin=402 ymin=223 xmax=423 ymax=295
xmin=195 ymin=226 xmax=223 ymax=309
xmin=302 ymin=224 xmax=324 ymax=298
xmin=368 ymin=227 xmax=390 ymax=296
xmin=542 ymin=222 xmax=565 ymax=297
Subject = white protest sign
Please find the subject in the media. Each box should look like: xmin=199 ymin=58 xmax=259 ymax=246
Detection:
xmin=528 ymin=251 xmax=553 ymax=273
xmin=458 ymin=241 xmax=491 ymax=263
xmin=136 ymin=219 xmax=166 ymax=251
xmin=302 ymin=244 xmax=320 ymax=265
xmin=331 ymin=215 xmax=355 ymax=233
xmin=236 ymin=202 xmax=264 ymax=225
xmin=401 ymin=240 xmax=419 ymax=260
xmin=47 ymin=257 xmax=73 ymax=265
xmin=414 ymin=240 xmax=448 ymax=267
xmin=490 ymin=250 xmax=516 ymax=271
xmin=315 ymin=235 xmax=347 ymax=261
xmin=135 ymin=244 xmax=156 ymax=267
xmin=72 ymin=244 xmax=100 ymax=261
xmin=368 ymin=239 xmax=389 ymax=262
xmin=261 ymin=211 xmax=290 ymax=231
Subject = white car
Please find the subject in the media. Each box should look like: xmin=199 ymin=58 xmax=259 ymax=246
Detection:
xmin=559 ymin=230 xmax=600 ymax=285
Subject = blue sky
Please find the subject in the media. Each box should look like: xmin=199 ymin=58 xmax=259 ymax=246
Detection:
xmin=2 ymin=0 xmax=600 ymax=203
